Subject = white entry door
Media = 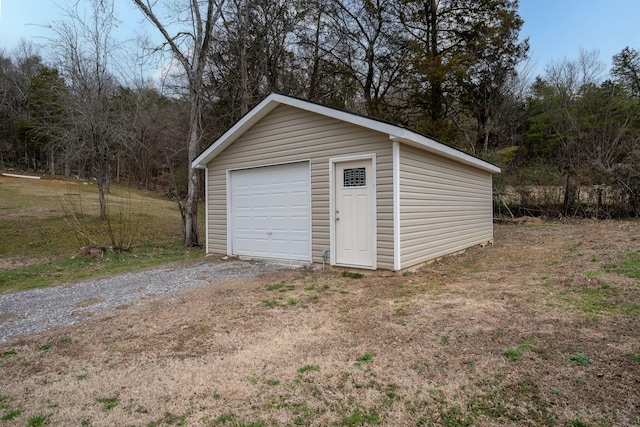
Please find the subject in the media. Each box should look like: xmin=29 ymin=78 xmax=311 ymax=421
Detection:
xmin=229 ymin=162 xmax=311 ymax=261
xmin=334 ymin=159 xmax=374 ymax=268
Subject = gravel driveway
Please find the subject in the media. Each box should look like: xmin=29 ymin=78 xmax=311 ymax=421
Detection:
xmin=0 ymin=258 xmax=292 ymax=343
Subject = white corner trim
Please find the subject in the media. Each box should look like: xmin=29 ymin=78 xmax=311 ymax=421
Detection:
xmin=393 ymin=141 xmax=401 ymax=271
xmin=204 ymin=167 xmax=209 ymax=254
xmin=225 ymin=169 xmax=232 ymax=256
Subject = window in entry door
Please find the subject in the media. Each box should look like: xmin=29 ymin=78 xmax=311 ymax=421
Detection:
xmin=343 ymin=167 xmax=366 ymax=188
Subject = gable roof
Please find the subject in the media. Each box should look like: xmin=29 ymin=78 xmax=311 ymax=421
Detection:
xmin=192 ymin=93 xmax=500 ymax=173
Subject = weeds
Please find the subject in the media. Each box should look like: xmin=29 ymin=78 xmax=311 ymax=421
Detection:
xmin=61 ymin=187 xmax=145 ymax=252
xmin=2 ymin=409 xmax=21 ymax=421
xmin=341 ymin=408 xmax=380 ymax=426
xmin=570 ymin=420 xmax=589 ymax=427
xmin=341 ymin=272 xmax=364 ymax=279
xmin=2 ymin=350 xmax=16 ymax=358
xmin=358 ymin=353 xmax=374 ymax=362
xmin=298 ymin=364 xmax=320 ymax=374
xmin=267 ymin=281 xmax=285 ymax=291
xmin=504 ymin=348 xmax=522 ymax=361
xmin=95 ymin=396 xmax=119 ymax=411
xmin=569 ymin=354 xmax=591 ymax=365
xmin=27 ymin=414 xmax=50 ymax=426
xmin=602 ymin=250 xmax=640 ymax=279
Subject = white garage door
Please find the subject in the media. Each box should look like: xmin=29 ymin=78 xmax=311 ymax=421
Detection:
xmin=229 ymin=162 xmax=311 ymax=261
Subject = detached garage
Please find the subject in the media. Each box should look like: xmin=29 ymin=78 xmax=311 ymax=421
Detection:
xmin=192 ymin=93 xmax=500 ymax=271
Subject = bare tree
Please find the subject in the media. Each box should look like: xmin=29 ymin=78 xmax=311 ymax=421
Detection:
xmin=48 ymin=0 xmax=130 ymax=220
xmin=130 ymin=0 xmax=226 ymax=247
xmin=327 ymin=0 xmax=407 ymax=118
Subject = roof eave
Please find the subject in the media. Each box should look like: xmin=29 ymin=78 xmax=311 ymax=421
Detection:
xmin=388 ymin=134 xmax=501 ymax=174
xmin=192 ymin=93 xmax=501 ymax=175
xmin=192 ymin=94 xmax=285 ymax=169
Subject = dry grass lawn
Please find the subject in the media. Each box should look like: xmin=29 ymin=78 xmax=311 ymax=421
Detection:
xmin=1 ymin=220 xmax=639 ymax=426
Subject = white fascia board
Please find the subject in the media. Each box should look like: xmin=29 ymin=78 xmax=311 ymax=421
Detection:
xmin=192 ymin=92 xmax=501 ymax=175
xmin=191 ymin=94 xmax=283 ymax=169
xmin=389 ymin=132 xmax=501 ymax=174
xmin=192 ymin=93 xmax=405 ymax=169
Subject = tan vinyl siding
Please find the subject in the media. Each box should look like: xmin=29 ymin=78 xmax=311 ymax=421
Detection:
xmin=206 ymin=105 xmax=394 ymax=270
xmin=399 ymin=143 xmax=493 ymax=268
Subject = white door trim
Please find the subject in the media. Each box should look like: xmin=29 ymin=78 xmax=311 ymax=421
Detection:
xmin=226 ymin=160 xmax=312 ymax=261
xmin=329 ymin=154 xmax=377 ymax=269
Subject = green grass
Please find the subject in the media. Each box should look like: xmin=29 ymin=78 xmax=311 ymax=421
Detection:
xmin=298 ymin=364 xmax=320 ymax=374
xmin=341 ymin=271 xmax=364 ymax=279
xmin=504 ymin=348 xmax=522 ymax=361
xmin=1 ymin=409 xmax=21 ymax=421
xmin=569 ymin=353 xmax=591 ymax=365
xmin=358 ymin=353 xmax=374 ymax=362
xmin=0 ymin=245 xmax=201 ymax=294
xmin=566 ymin=285 xmax=619 ymax=314
xmin=266 ymin=281 xmax=286 ymax=291
xmin=341 ymin=408 xmax=380 ymax=426
xmin=27 ymin=414 xmax=50 ymax=426
xmin=614 ymin=251 xmax=640 ymax=279
xmin=95 ymin=396 xmax=119 ymax=411
xmin=2 ymin=350 xmax=16 ymax=358
xmin=0 ymin=177 xmax=204 ymax=294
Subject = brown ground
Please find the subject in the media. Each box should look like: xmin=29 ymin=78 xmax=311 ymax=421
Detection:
xmin=1 ymin=220 xmax=639 ymax=426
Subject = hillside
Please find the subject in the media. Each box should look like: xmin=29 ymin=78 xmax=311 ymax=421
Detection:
xmin=0 ymin=174 xmax=204 ymax=293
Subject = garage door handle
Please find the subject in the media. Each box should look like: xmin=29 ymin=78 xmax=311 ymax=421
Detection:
xmin=267 ymin=232 xmax=273 ymax=235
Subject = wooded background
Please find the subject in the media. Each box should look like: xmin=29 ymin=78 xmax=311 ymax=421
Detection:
xmin=1 ymin=0 xmax=639 ymax=242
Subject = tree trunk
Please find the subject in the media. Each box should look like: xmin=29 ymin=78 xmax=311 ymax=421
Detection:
xmin=183 ymin=88 xmax=201 ymax=247
xmin=239 ymin=0 xmax=249 ymax=116
xmin=49 ymin=146 xmax=55 ymax=176
xmin=563 ymin=173 xmax=578 ymax=216
xmin=96 ymin=161 xmax=107 ymax=221
xmin=307 ymin=8 xmax=323 ymax=101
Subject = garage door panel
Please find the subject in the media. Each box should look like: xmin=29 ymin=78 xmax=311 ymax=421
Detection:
xmin=230 ymin=162 xmax=311 ymax=261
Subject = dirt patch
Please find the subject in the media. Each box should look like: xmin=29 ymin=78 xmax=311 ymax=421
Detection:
xmin=0 ymin=256 xmax=52 ymax=272
xmin=0 ymin=220 xmax=639 ymax=426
